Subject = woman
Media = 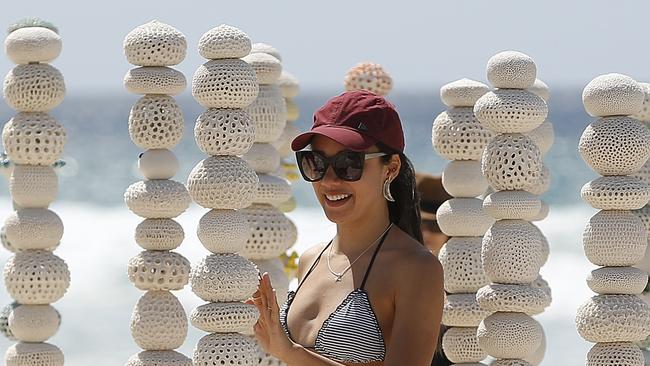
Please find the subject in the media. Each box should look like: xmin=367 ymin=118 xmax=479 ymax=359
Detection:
xmin=247 ymin=90 xmax=444 ymax=366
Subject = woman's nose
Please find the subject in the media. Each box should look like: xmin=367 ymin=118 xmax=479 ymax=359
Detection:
xmin=320 ymin=165 xmax=340 ymax=185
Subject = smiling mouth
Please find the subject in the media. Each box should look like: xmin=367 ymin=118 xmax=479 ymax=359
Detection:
xmin=325 ymin=193 xmax=351 ymax=202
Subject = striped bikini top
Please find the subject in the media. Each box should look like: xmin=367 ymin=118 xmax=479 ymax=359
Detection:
xmin=279 ymin=230 xmax=389 ymax=363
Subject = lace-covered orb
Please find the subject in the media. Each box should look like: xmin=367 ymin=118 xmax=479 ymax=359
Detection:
xmin=128 ymin=251 xmax=190 ymax=291
xmin=483 ymin=191 xmax=541 ymax=221
xmin=242 ymin=143 xmax=281 ymax=173
xmin=442 ymin=160 xmax=488 ymax=198
xmin=190 ymin=302 xmax=258 ymax=333
xmin=251 ymin=43 xmax=282 ymax=61
xmin=192 ymin=59 xmax=259 ymax=109
xmin=125 ymin=180 xmax=190 ymax=218
xmin=5 ymin=342 xmax=63 ymax=366
xmin=576 ymin=294 xmax=650 ymax=343
xmin=240 ymin=204 xmax=297 ymax=260
xmin=632 ymin=82 xmax=650 ymax=122
xmin=193 ymin=333 xmax=258 ymax=366
xmin=198 ymin=209 xmax=250 ymax=254
xmin=135 ymin=218 xmax=184 ymax=251
xmin=587 ymin=267 xmax=648 ymax=295
xmin=4 ymin=63 xmax=65 ymax=112
xmin=525 ymin=164 xmax=551 ymax=196
xmin=474 ymin=90 xmax=547 ymax=134
xmin=582 ymin=73 xmax=644 ymax=117
xmin=129 ymin=95 xmax=184 ymax=150
xmin=255 ymin=174 xmax=292 ymax=205
xmin=436 ymin=198 xmax=495 ymax=237
xmin=476 ymin=284 xmax=550 ymax=314
xmin=486 ymin=51 xmax=537 ymax=89
xmin=8 ymin=304 xmax=59 ymax=342
xmin=138 ymin=149 xmax=179 ymax=180
xmin=246 ymin=85 xmax=287 ymax=143
xmin=2 ymin=112 xmax=66 ymax=165
xmin=438 ymin=237 xmax=488 ymax=293
xmin=4 ymin=250 xmax=69 ymax=304
xmin=633 ymin=159 xmax=650 ymax=186
xmin=343 ymin=62 xmax=393 ymax=96
xmin=243 ymin=53 xmax=281 ymax=85
xmin=531 ymin=225 xmax=550 ymax=266
xmin=440 ymin=78 xmax=489 ymax=108
xmin=586 ymin=342 xmax=644 ymax=366
xmin=532 ymin=201 xmax=550 ymax=222
xmin=194 ymin=108 xmax=255 ymax=156
xmin=432 ymin=107 xmax=494 ymax=161
xmin=126 ymin=350 xmax=192 ymax=366
xmin=131 ymin=290 xmax=188 ymax=350
xmin=186 ymin=156 xmax=258 ymax=210
xmin=4 ymin=208 xmax=63 ymax=250
xmin=581 ymin=176 xmax=650 ymax=210
xmin=190 ymin=253 xmax=258 ymax=302
xmin=526 ymin=120 xmax=554 ymax=156
xmin=482 ymin=133 xmax=542 ymax=191
xmin=492 ymin=360 xmax=533 ymax=366
xmin=579 ymin=116 xmax=650 ymax=176
xmin=5 ymin=27 xmax=62 ymax=64
xmin=528 ymin=79 xmax=550 ymax=102
xmin=278 ymin=71 xmax=299 ymax=99
xmin=253 ymin=258 xmax=290 ymax=304
xmin=583 ymin=210 xmax=646 ymax=267
xmin=124 ymin=21 xmax=186 ymax=66
xmin=198 ymin=24 xmax=251 ymax=60
xmin=10 ymin=165 xmax=58 ymax=208
xmin=273 ymin=121 xmax=301 ymax=157
xmin=482 ymin=220 xmax=543 ymax=284
xmin=124 ymin=67 xmax=186 ymax=95
xmin=0 ymin=302 xmax=18 ymax=340
xmin=442 ymin=293 xmax=492 ymax=327
xmin=477 ymin=312 xmax=542 ymax=359
xmin=441 ymin=326 xmax=485 ymax=363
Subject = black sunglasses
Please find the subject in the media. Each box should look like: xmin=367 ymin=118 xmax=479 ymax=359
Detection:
xmin=295 ymin=150 xmax=387 ymax=182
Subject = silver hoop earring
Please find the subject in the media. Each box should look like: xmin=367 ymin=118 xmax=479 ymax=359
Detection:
xmin=383 ymin=179 xmax=395 ymax=202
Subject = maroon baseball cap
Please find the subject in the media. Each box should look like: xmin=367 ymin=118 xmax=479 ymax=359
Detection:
xmin=291 ymin=90 xmax=405 ymax=153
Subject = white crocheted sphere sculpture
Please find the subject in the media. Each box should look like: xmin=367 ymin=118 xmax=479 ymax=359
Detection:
xmin=278 ymin=71 xmax=299 ymax=99
xmin=344 ymin=62 xmax=393 ymax=96
xmin=442 ymin=160 xmax=488 ymax=198
xmin=245 ymin=85 xmax=287 ymax=143
xmin=198 ymin=24 xmax=251 ymax=60
xmin=442 ymin=293 xmax=492 ymax=327
xmin=576 ymin=294 xmax=650 ymax=342
xmin=583 ymin=210 xmax=646 ymax=267
xmin=190 ymin=253 xmax=258 ymax=302
xmin=240 ymin=204 xmax=297 ymax=260
xmin=10 ymin=165 xmax=58 ymax=208
xmin=124 ymin=67 xmax=187 ymax=95
xmin=130 ymin=290 xmax=188 ymax=350
xmin=482 ymin=133 xmax=542 ymax=191
xmin=528 ymin=79 xmax=550 ymax=102
xmin=526 ymin=120 xmax=554 ymax=156
xmin=192 ymin=59 xmax=259 ymax=109
xmin=4 ymin=250 xmax=69 ymax=304
xmin=486 ymin=51 xmax=537 ymax=89
xmin=632 ymin=82 xmax=650 ymax=122
xmin=253 ymin=258 xmax=290 ymax=304
xmin=582 ymin=73 xmax=644 ymax=117
xmin=190 ymin=302 xmax=258 ymax=333
xmin=135 ymin=218 xmax=184 ymax=251
xmin=476 ymin=284 xmax=551 ymax=315
xmin=123 ymin=21 xmax=186 ymax=67
xmin=128 ymin=251 xmax=190 ymax=291
xmin=8 ymin=304 xmax=60 ymax=342
xmin=4 ymin=208 xmax=63 ymax=250
xmin=129 ymin=95 xmax=184 ymax=150
xmin=441 ymin=326 xmax=485 ymax=363
xmin=587 ymin=267 xmax=648 ymax=295
xmin=243 ymin=52 xmax=282 ymax=85
xmin=197 ymin=209 xmax=250 ymax=254
xmin=255 ymin=174 xmax=292 ymax=205
xmin=125 ymin=180 xmax=190 ymax=218
xmin=581 ymin=176 xmax=650 ymax=210
xmin=438 ymin=237 xmax=488 ymax=293
xmin=4 ymin=63 xmax=65 ymax=112
xmin=474 ymin=89 xmax=547 ymax=134
xmin=436 ymin=198 xmax=495 ymax=237
xmin=242 ymin=142 xmax=281 ymax=174
xmin=483 ymin=190 xmax=542 ymax=221
xmin=5 ymin=342 xmax=63 ymax=366
xmin=186 ymin=156 xmax=258 ymax=210
xmin=579 ymin=116 xmax=650 ymax=176
xmin=524 ymin=163 xmax=551 ymax=196
xmin=440 ymin=78 xmax=489 ymax=108
xmin=251 ymin=42 xmax=282 ymax=61
xmin=193 ymin=333 xmax=258 ymax=366
xmin=194 ymin=108 xmax=255 ymax=156
xmin=286 ymin=98 xmax=300 ymax=122
xmin=477 ymin=312 xmax=543 ymax=359
xmin=5 ymin=26 xmax=62 ymax=65
xmin=432 ymin=107 xmax=494 ymax=161
xmin=126 ymin=350 xmax=192 ymax=366
xmin=2 ymin=112 xmax=66 ymax=165
xmin=586 ymin=342 xmax=644 ymax=366
xmin=138 ymin=149 xmax=179 ymax=180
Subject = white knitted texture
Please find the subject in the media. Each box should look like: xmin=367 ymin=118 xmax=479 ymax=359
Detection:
xmin=198 ymin=209 xmax=250 ymax=254
xmin=438 ymin=237 xmax=488 ymax=293
xmin=5 ymin=342 xmax=63 ymax=366
xmin=491 ymin=360 xmax=532 ymax=366
xmin=198 ymin=24 xmax=251 ymax=60
xmin=476 ymin=284 xmax=551 ymax=315
xmin=10 ymin=165 xmax=58 ymax=208
xmin=186 ymin=156 xmax=258 ymax=210
xmin=440 ymin=78 xmax=489 ymax=108
xmin=532 ymin=201 xmax=550 ymax=222
xmin=633 ymin=159 xmax=650 ymax=187
xmin=4 ymin=250 xmax=70 ymax=304
xmin=441 ymin=326 xmax=486 ymax=363
xmin=286 ymin=99 xmax=299 ymax=122
xmin=436 ymin=198 xmax=495 ymax=237
xmin=532 ymin=225 xmax=550 ymax=266
xmin=442 ymin=160 xmax=488 ymax=198
xmin=242 ymin=143 xmax=281 ymax=173
xmin=1 ymin=225 xmax=18 ymax=253
xmin=126 ymin=350 xmax=192 ymax=366
xmin=582 ymin=73 xmax=644 ymax=117
xmin=583 ymin=210 xmax=646 ymax=267
xmin=131 ymin=290 xmax=188 ymax=350
xmin=4 ymin=63 xmax=65 ymax=112
xmin=193 ymin=333 xmax=258 ymax=366
xmin=192 ymin=59 xmax=259 ymax=109
xmin=8 ymin=304 xmax=59 ymax=342
xmin=272 ymin=121 xmax=300 ymax=157
xmin=245 ymin=85 xmax=287 ymax=143
xmin=194 ymin=108 xmax=255 ymax=156
xmin=124 ymin=21 xmax=186 ymax=67
xmin=482 ymin=134 xmax=542 ymax=191
xmin=586 ymin=342 xmax=644 ymax=366
xmin=343 ymin=62 xmax=392 ymax=96
xmin=243 ymin=53 xmax=282 ymax=85
xmin=190 ymin=302 xmax=258 ymax=333
xmin=2 ymin=112 xmax=66 ymax=166
xmin=442 ymin=293 xmax=492 ymax=327
xmin=251 ymin=43 xmax=282 ymax=61
xmin=576 ymin=294 xmax=650 ymax=343
xmin=432 ymin=107 xmax=494 ymax=161
xmin=124 ymin=180 xmax=190 ymax=219
xmin=474 ymin=90 xmax=547 ymax=134
xmin=240 ymin=204 xmax=297 ymax=260
xmin=477 ymin=312 xmax=542 ymax=359
xmin=482 ymin=220 xmax=543 ymax=284
xmin=278 ymin=71 xmax=299 ymax=99
xmin=528 ymin=79 xmax=550 ymax=102
xmin=138 ymin=149 xmax=179 ymax=180
xmin=190 ymin=253 xmax=259 ymax=302
xmin=581 ymin=176 xmax=650 ymax=210
xmin=135 ymin=218 xmax=184 ymax=251
xmin=586 ymin=267 xmax=648 ymax=295
xmin=253 ymin=258 xmax=290 ymax=304
xmin=128 ymin=251 xmax=190 ymax=291
xmin=525 ymin=164 xmax=551 ymax=196
xmin=5 ymin=27 xmax=62 ymax=64
xmin=486 ymin=51 xmax=537 ymax=89
xmin=525 ymin=120 xmax=554 ymax=156
xmin=483 ymin=191 xmax=541 ymax=221
xmin=579 ymin=116 xmax=650 ymax=176
xmin=129 ymin=95 xmax=184 ymax=150
xmin=524 ymin=328 xmax=546 ymax=365
xmin=255 ymin=173 xmax=292 ymax=205
xmin=4 ymin=208 xmax=63 ymax=250
xmin=531 ymin=275 xmax=552 ymax=307
xmin=632 ymin=82 xmax=650 ymax=122
xmin=124 ymin=67 xmax=186 ymax=96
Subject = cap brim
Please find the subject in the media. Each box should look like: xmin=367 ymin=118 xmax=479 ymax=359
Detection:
xmin=291 ymin=125 xmax=378 ymax=152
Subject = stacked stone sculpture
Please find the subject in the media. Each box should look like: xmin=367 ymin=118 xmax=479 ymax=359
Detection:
xmin=432 ymin=78 xmax=494 ymax=365
xmin=575 ymin=73 xmax=650 ymax=366
xmin=122 ymin=21 xmax=192 ymax=366
xmin=1 ymin=18 xmax=69 ymax=366
xmin=473 ymin=51 xmax=552 ymax=366
xmin=344 ymin=62 xmax=393 ymax=96
xmin=187 ymin=24 xmax=261 ymax=366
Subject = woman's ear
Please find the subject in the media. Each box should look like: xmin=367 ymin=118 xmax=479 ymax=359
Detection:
xmin=387 ymin=154 xmax=401 ymax=180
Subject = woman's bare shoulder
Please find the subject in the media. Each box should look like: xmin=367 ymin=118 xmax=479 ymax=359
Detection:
xmin=296 ymin=241 xmax=329 ymax=280
xmin=389 ymin=228 xmax=443 ymax=280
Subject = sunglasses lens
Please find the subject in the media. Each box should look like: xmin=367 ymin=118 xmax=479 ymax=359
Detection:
xmin=298 ymin=151 xmax=327 ymax=181
xmin=332 ymin=151 xmax=364 ymax=181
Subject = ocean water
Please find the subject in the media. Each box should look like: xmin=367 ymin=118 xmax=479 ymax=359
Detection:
xmin=0 ymin=90 xmax=608 ymax=364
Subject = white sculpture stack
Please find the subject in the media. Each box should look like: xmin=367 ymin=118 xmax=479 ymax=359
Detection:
xmin=187 ymin=24 xmax=261 ymax=366
xmin=122 ymin=21 xmax=192 ymax=366
xmin=2 ymin=18 xmax=69 ymax=366
xmin=473 ymin=51 xmax=552 ymax=366
xmin=576 ymin=73 xmax=650 ymax=366
xmin=432 ymin=78 xmax=494 ymax=365
xmin=344 ymin=62 xmax=393 ymax=96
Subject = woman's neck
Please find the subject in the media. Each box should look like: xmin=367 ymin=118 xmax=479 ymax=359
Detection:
xmin=333 ymin=205 xmax=392 ymax=257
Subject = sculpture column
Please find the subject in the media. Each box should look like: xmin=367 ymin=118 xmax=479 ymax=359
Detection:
xmin=344 ymin=62 xmax=393 ymax=96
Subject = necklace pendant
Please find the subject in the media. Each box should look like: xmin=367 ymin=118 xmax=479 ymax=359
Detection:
xmin=335 ymin=275 xmax=342 ymax=282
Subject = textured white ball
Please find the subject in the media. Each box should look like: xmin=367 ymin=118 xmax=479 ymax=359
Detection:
xmin=10 ymin=165 xmax=58 ymax=208
xmin=633 ymin=159 xmax=650 ymax=187
xmin=586 ymin=342 xmax=644 ymax=366
xmin=124 ymin=180 xmax=190 ymax=218
xmin=438 ymin=237 xmax=488 ymax=293
xmin=129 ymin=95 xmax=184 ymax=150
xmin=441 ymin=326 xmax=486 ymax=363
xmin=8 ymin=304 xmax=60 ymax=342
xmin=197 ymin=209 xmax=250 ymax=254
xmin=4 ymin=250 xmax=70 ymax=304
xmin=525 ymin=120 xmax=554 ymax=155
xmin=246 ymin=84 xmax=287 ymax=143
xmin=4 ymin=208 xmax=63 ymax=250
xmin=432 ymin=107 xmax=494 ymax=161
xmin=190 ymin=302 xmax=258 ymax=333
xmin=123 ymin=21 xmax=186 ymax=67
xmin=531 ymin=201 xmax=550 ymax=222
xmin=255 ymin=173 xmax=292 ymax=205
xmin=193 ymin=333 xmax=258 ymax=366
xmin=442 ymin=160 xmax=488 ymax=198
xmin=242 ymin=143 xmax=281 ymax=173
xmin=5 ymin=342 xmax=63 ymax=366
xmin=272 ymin=121 xmax=301 ymax=157
xmin=476 ymin=284 xmax=551 ymax=315
xmin=486 ymin=51 xmax=537 ymax=89
xmin=240 ymin=204 xmax=298 ymax=260
xmin=632 ymin=82 xmax=650 ymax=122
xmin=278 ymin=71 xmax=299 ymax=99
xmin=525 ymin=164 xmax=551 ymax=196
xmin=581 ymin=176 xmax=650 ymax=210
xmin=192 ymin=59 xmax=259 ymax=109
xmin=477 ymin=312 xmax=542 ymax=359
xmin=583 ymin=210 xmax=646 ymax=267
xmin=138 ymin=149 xmax=179 ymax=180
xmin=198 ymin=24 xmax=251 ymax=60
xmin=194 ymin=108 xmax=255 ymax=156
xmin=131 ymin=290 xmax=188 ymax=350
xmin=135 ymin=218 xmax=184 ymax=251
xmin=483 ymin=190 xmax=541 ymax=221
xmin=343 ymin=62 xmax=393 ymax=96
xmin=253 ymin=258 xmax=290 ymax=304
xmin=243 ymin=52 xmax=282 ymax=85
xmin=576 ymin=294 xmax=650 ymax=343
xmin=436 ymin=198 xmax=495 ymax=237
xmin=440 ymin=78 xmax=489 ymax=107
xmin=286 ymin=98 xmax=300 ymax=122
xmin=4 ymin=63 xmax=65 ymax=112
xmin=190 ymin=253 xmax=259 ymax=302
xmin=474 ymin=89 xmax=547 ymax=134
xmin=124 ymin=67 xmax=186 ymax=95
xmin=2 ymin=112 xmax=66 ymax=165
xmin=442 ymin=293 xmax=492 ymax=327
xmin=251 ymin=42 xmax=282 ymax=61
xmin=528 ymin=79 xmax=550 ymax=102
xmin=587 ymin=266 xmax=648 ymax=295
xmin=5 ymin=27 xmax=62 ymax=64
xmin=582 ymin=73 xmax=644 ymax=117
xmin=482 ymin=133 xmax=542 ymax=191
xmin=128 ymin=251 xmax=190 ymax=291
xmin=126 ymin=350 xmax=192 ymax=366
xmin=186 ymin=156 xmax=258 ymax=210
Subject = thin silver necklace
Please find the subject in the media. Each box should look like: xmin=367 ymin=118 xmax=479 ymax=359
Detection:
xmin=326 ymin=223 xmax=393 ymax=282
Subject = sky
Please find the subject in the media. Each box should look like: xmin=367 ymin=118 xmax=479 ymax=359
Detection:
xmin=0 ymin=0 xmax=648 ymax=93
